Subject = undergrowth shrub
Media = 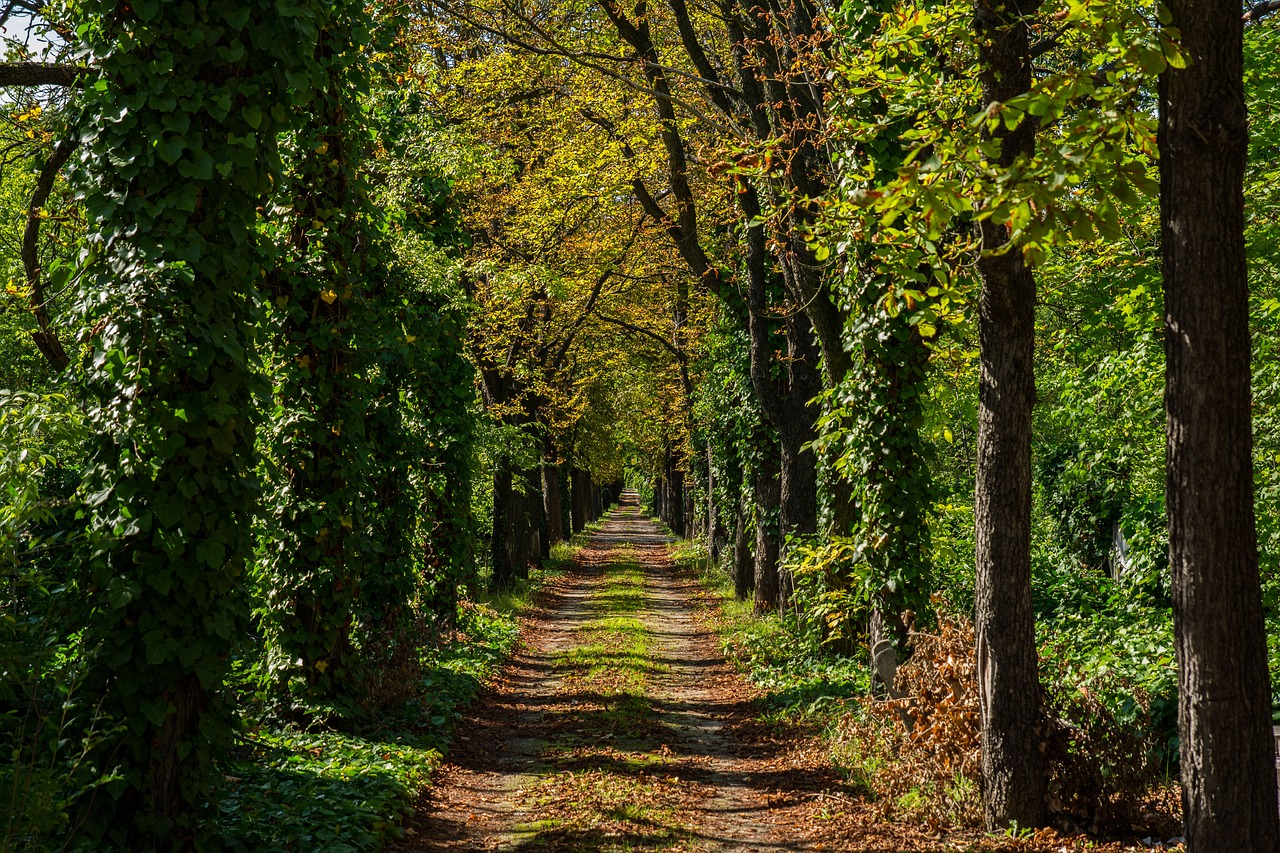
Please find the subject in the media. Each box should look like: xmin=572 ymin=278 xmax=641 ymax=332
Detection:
xmin=833 ymin=615 xmax=981 ymax=827
xmin=834 ymin=608 xmax=1172 ymax=833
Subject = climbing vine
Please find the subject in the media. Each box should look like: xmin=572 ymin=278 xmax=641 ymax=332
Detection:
xmin=69 ymin=0 xmax=325 ymax=844
xmin=255 ymin=0 xmax=379 ymax=719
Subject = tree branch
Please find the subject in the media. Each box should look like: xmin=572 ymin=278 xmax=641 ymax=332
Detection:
xmin=598 ymin=313 xmax=688 ymax=363
xmin=1244 ymin=0 xmax=1280 ymax=21
xmin=24 ymin=136 xmax=77 ymax=372
xmin=0 ymin=62 xmax=85 ymax=87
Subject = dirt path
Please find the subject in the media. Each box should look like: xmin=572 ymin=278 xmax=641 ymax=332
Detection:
xmin=394 ymin=493 xmax=835 ymax=852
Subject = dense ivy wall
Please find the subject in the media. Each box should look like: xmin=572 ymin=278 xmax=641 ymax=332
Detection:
xmin=70 ymin=0 xmax=326 ymax=845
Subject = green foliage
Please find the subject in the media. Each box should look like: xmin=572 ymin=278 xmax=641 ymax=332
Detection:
xmin=219 ymin=731 xmax=438 ymax=852
xmin=1039 ymin=604 xmax=1178 ymax=768
xmin=254 ymin=0 xmax=386 ymax=717
xmin=689 ymin=316 xmax=769 ymax=572
xmin=0 ymin=392 xmax=93 ymax=851
xmin=254 ymin=1 xmax=475 ymax=719
xmin=700 ymin=556 xmax=869 ymax=720
xmin=218 ymin=586 xmax=530 ymax=851
xmin=1036 ymin=444 xmax=1129 ymax=574
xmin=807 ymin=300 xmax=935 ymax=636
xmin=68 ymin=0 xmax=328 ymax=844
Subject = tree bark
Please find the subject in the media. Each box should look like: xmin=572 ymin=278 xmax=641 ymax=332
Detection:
xmin=972 ymin=0 xmax=1048 ymax=828
xmin=668 ymin=459 xmax=686 ymax=536
xmin=776 ymin=312 xmax=822 ymax=608
xmin=24 ymin=138 xmax=76 ymax=372
xmin=491 ymin=454 xmax=519 ymax=589
xmin=0 ymin=62 xmax=84 ymax=88
xmin=541 ymin=457 xmax=564 ymax=547
xmin=1160 ymin=0 xmax=1280 ymax=845
xmin=732 ymin=483 xmax=754 ymax=600
xmin=571 ymin=467 xmax=591 ymax=532
xmin=519 ymin=466 xmax=543 ymax=571
xmin=753 ymin=449 xmax=781 ymax=614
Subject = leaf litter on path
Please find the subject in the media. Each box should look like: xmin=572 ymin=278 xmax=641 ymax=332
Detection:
xmin=392 ymin=496 xmax=1184 ymax=853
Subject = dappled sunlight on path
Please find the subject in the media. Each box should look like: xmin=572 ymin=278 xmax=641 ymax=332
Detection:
xmin=392 ymin=492 xmax=821 ymax=852
xmin=392 ymin=493 xmax=1060 ymax=852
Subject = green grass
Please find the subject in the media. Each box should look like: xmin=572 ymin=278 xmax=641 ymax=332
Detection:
xmin=508 ymin=547 xmax=695 ymax=851
xmin=555 ymin=548 xmax=659 ymax=732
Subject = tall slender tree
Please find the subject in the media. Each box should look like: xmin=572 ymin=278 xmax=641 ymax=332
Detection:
xmin=972 ymin=0 xmax=1048 ymax=828
xmin=1160 ymin=0 xmax=1280 ymax=847
xmin=258 ymin=0 xmax=381 ymax=716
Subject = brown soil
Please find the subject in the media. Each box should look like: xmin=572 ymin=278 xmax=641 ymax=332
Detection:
xmin=392 ymin=493 xmax=1182 ymax=853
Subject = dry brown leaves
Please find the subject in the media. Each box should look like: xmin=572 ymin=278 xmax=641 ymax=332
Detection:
xmin=831 ymin=612 xmax=1183 ymax=847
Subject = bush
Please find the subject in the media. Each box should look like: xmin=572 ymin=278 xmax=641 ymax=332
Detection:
xmin=834 ymin=608 xmax=1174 ymax=833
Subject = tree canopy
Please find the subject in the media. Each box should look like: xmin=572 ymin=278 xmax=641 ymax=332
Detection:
xmin=1 ymin=0 xmax=1279 ymax=849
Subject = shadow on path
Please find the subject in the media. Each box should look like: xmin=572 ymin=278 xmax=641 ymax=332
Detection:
xmin=393 ymin=492 xmax=852 ymax=852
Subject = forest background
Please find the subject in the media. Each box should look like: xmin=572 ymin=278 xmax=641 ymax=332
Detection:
xmin=0 ymin=0 xmax=1278 ymax=849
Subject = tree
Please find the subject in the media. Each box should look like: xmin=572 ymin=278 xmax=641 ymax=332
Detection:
xmin=70 ymin=0 xmax=323 ymax=843
xmin=257 ymin=0 xmax=380 ymax=718
xmin=970 ymin=0 xmax=1048 ymax=827
xmin=1159 ymin=0 xmax=1280 ymax=846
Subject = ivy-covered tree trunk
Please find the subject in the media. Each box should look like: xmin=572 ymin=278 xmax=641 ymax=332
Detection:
xmin=842 ymin=298 xmax=935 ymax=646
xmin=1159 ymin=0 xmax=1280 ymax=845
xmin=258 ymin=9 xmax=377 ymax=717
xmin=72 ymin=0 xmax=321 ymax=844
xmin=972 ymin=0 xmax=1048 ymax=828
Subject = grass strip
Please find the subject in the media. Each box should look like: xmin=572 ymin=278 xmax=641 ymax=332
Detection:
xmin=513 ymin=545 xmax=696 ymax=852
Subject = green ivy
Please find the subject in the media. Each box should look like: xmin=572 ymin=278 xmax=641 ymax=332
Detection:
xmin=255 ymin=0 xmax=379 ymax=719
xmin=255 ymin=5 xmax=476 ymax=719
xmin=68 ymin=0 xmax=326 ymax=846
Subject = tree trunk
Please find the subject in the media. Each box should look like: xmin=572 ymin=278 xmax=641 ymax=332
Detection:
xmin=753 ymin=449 xmax=781 ymax=614
xmin=571 ymin=467 xmax=591 ymax=533
xmin=519 ymin=466 xmax=542 ymax=572
xmin=491 ymin=454 xmax=519 ymax=589
xmin=669 ymin=463 xmax=686 ymax=536
xmin=707 ymin=444 xmax=726 ymax=564
xmin=733 ymin=480 xmax=755 ymax=600
xmin=684 ymin=487 xmax=696 ymax=541
xmin=972 ymin=0 xmax=1047 ymax=828
xmin=1160 ymin=3 xmax=1280 ymax=846
xmin=776 ymin=313 xmax=822 ymax=609
xmin=740 ymin=186 xmax=820 ymax=609
xmin=559 ymin=465 xmax=571 ymax=539
xmin=541 ymin=457 xmax=564 ymax=548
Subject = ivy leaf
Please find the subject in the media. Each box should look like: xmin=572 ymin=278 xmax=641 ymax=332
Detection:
xmin=157 ymin=137 xmax=185 ymax=165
